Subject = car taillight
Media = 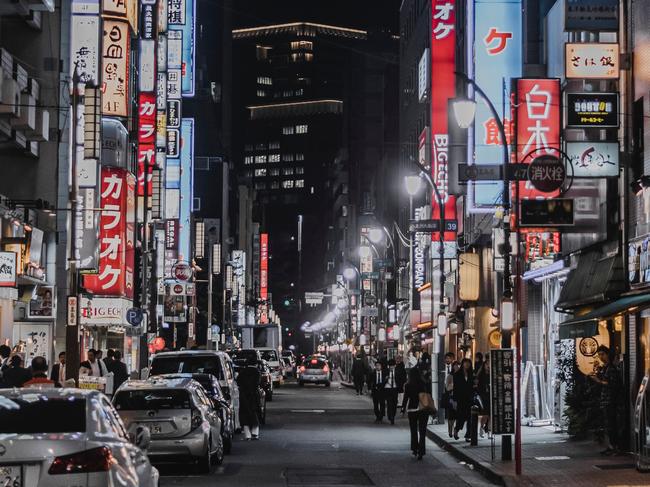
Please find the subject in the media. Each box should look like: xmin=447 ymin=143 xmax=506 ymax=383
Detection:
xmin=323 ymin=365 xmax=329 ymax=373
xmin=48 ymin=447 xmax=115 ymax=475
xmin=191 ymin=408 xmax=203 ymax=430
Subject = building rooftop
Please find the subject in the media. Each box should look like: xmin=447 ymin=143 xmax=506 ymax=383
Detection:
xmin=233 ymin=22 xmax=367 ymax=40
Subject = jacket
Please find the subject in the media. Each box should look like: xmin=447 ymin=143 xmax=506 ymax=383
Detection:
xmin=368 ymin=369 xmax=387 ymax=395
xmin=401 ymin=381 xmax=426 ymax=411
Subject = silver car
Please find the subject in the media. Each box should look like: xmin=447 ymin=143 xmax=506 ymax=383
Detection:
xmin=0 ymin=388 xmax=159 ymax=487
xmin=113 ymin=377 xmax=224 ymax=472
xmin=298 ymin=356 xmax=331 ymax=387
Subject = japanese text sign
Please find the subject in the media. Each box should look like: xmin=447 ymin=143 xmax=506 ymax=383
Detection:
xmin=101 ymin=19 xmax=130 ymax=117
xmin=565 ymin=92 xmax=619 ymax=128
xmin=565 ymin=43 xmax=619 ymax=79
xmin=138 ymin=93 xmax=156 ymax=196
xmin=102 ymin=0 xmax=138 ymax=34
xmin=71 ymin=14 xmax=100 ymax=85
xmin=490 ymin=348 xmax=515 ymax=435
xmin=260 ymin=233 xmax=269 ymax=300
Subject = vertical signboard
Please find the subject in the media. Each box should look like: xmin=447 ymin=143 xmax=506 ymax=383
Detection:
xmin=168 ymin=0 xmax=195 ymax=97
xmin=490 ymin=348 xmax=515 ymax=435
xmin=232 ymin=250 xmax=246 ymax=326
xmin=260 ymin=233 xmax=269 ymax=300
xmin=138 ymin=93 xmax=156 ymax=196
xmin=178 ymin=118 xmax=194 ymax=261
xmin=71 ymin=10 xmax=100 ymax=85
xmin=430 ymin=0 xmax=457 ymax=245
xmin=84 ymin=167 xmax=135 ymax=297
xmin=472 ymin=0 xmax=522 ymax=207
xmin=102 ymin=0 xmax=138 ymax=34
xmin=101 ymin=19 xmax=130 ymax=117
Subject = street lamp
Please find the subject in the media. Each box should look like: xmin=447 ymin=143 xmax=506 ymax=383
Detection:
xmin=437 ymin=312 xmax=448 ymax=336
xmin=405 ymin=175 xmax=423 ymax=197
xmin=452 ymin=98 xmax=477 ymax=129
xmin=358 ymin=245 xmax=372 ymax=259
xmin=368 ymin=227 xmax=385 ymax=244
xmin=343 ymin=266 xmax=358 ymax=281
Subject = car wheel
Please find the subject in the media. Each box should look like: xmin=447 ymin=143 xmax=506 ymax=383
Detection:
xmin=197 ymin=441 xmax=211 ymax=474
xmin=266 ymin=390 xmax=273 ymax=402
xmin=223 ymin=432 xmax=233 ymax=454
xmin=325 ymin=381 xmax=331 ymax=387
xmin=212 ymin=436 xmax=225 ymax=465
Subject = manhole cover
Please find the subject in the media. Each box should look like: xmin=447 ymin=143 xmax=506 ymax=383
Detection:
xmin=594 ymin=463 xmax=635 ymax=470
xmin=286 ymin=467 xmax=374 ymax=486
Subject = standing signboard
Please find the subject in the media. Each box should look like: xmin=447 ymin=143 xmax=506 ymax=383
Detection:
xmin=490 ymin=348 xmax=515 ymax=435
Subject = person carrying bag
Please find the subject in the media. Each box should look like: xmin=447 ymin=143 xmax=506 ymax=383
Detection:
xmin=401 ymin=368 xmax=430 ymax=460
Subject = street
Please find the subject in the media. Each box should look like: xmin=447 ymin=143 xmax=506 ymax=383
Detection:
xmin=159 ymin=379 xmax=494 ymax=487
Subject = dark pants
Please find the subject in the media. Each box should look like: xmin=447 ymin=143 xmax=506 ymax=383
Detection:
xmin=353 ymin=376 xmax=365 ymax=394
xmin=408 ymin=411 xmax=428 ymax=454
xmin=372 ymin=391 xmax=385 ymax=420
xmin=384 ymin=388 xmax=398 ymax=421
xmin=605 ymin=405 xmax=619 ymax=449
xmin=454 ymin=403 xmax=472 ymax=438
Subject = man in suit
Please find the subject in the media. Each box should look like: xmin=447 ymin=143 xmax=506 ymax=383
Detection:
xmin=384 ymin=359 xmax=400 ymax=424
xmin=50 ymin=351 xmax=66 ymax=387
xmin=111 ymin=350 xmax=129 ymax=390
xmin=369 ymin=362 xmax=387 ymax=423
xmin=80 ymin=349 xmax=108 ymax=377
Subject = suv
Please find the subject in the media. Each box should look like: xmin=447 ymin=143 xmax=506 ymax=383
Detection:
xmin=113 ymin=377 xmax=224 ymax=472
xmin=147 ymin=350 xmax=240 ymax=430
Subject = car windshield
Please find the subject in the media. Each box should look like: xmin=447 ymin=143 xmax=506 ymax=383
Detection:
xmin=150 ymin=355 xmax=224 ymax=380
xmin=231 ymin=350 xmax=258 ymax=365
xmin=114 ymin=389 xmax=192 ymax=410
xmin=0 ymin=396 xmax=86 ymax=433
xmin=305 ymin=359 xmax=327 ymax=369
xmin=261 ymin=350 xmax=278 ymax=362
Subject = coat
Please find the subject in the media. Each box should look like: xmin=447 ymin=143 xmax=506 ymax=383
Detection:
xmin=367 ymin=369 xmax=387 ymax=397
xmin=3 ymin=366 xmax=32 ymax=388
xmin=395 ymin=363 xmax=407 ymax=392
xmin=452 ymin=370 xmax=474 ymax=421
xmin=110 ymin=361 xmax=129 ymax=391
xmin=351 ymin=359 xmax=367 ymax=380
xmin=237 ymin=365 xmax=261 ymax=427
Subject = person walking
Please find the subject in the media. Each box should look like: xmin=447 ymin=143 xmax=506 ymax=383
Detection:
xmin=473 ymin=352 xmax=484 ymax=375
xmin=418 ymin=351 xmax=432 ymax=394
xmin=452 ymin=358 xmax=474 ymax=441
xmin=384 ymin=359 xmax=400 ymax=424
xmin=589 ymin=345 xmax=623 ymax=454
xmin=237 ymin=357 xmax=262 ymax=440
xmin=111 ymin=351 xmax=129 ymax=391
xmin=2 ymin=355 xmax=31 ymax=388
xmin=23 ymin=357 xmax=55 ymax=387
xmin=50 ymin=352 xmax=66 ymax=387
xmin=445 ymin=361 xmax=460 ymax=437
xmin=401 ymin=367 xmax=428 ymax=459
xmin=475 ymin=354 xmax=491 ymax=438
xmin=351 ymin=354 xmax=367 ymax=395
xmin=369 ymin=362 xmax=387 ymax=423
xmin=0 ymin=344 xmax=11 ymax=387
xmin=103 ymin=349 xmax=115 ymax=371
xmin=394 ymin=355 xmax=407 ymax=393
xmin=80 ymin=349 xmax=108 ymax=377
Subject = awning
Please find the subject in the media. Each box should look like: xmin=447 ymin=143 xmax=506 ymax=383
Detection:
xmin=559 ymin=293 xmax=650 ymax=339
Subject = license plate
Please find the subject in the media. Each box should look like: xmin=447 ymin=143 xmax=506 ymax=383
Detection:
xmin=0 ymin=465 xmax=22 ymax=487
xmin=149 ymin=423 xmax=163 ymax=434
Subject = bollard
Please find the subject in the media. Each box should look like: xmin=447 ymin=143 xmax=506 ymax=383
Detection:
xmin=470 ymin=405 xmax=480 ymax=446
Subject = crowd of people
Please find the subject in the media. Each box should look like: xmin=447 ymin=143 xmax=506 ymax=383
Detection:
xmin=0 ymin=344 xmax=129 ymax=390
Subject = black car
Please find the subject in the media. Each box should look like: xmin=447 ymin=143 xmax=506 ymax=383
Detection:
xmin=156 ymin=373 xmax=235 ymax=454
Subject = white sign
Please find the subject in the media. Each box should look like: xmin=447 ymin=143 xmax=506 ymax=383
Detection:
xmin=102 ymin=19 xmax=130 ymax=116
xmin=304 ymin=292 xmax=324 ymax=305
xmin=232 ymin=250 xmax=247 ymax=327
xmin=418 ymin=48 xmax=429 ymax=101
xmin=566 ymin=141 xmax=619 ymax=177
xmin=139 ymin=39 xmax=156 ymax=93
xmin=167 ymin=69 xmax=182 ymax=99
xmin=79 ymin=296 xmax=132 ymax=325
xmin=12 ymin=323 xmax=51 ymax=368
xmin=565 ymin=43 xmax=619 ymax=79
xmin=71 ymin=14 xmax=100 ymax=85
xmin=167 ymin=30 xmax=183 ymax=69
xmin=0 ymin=252 xmax=16 ymax=287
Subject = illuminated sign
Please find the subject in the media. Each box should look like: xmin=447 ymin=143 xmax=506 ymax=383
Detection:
xmin=260 ymin=233 xmax=269 ymax=300
xmin=418 ymin=48 xmax=429 ymax=101
xmin=102 ymin=0 xmax=138 ymax=34
xmin=565 ymin=43 xmax=619 ymax=79
xmin=565 ymin=92 xmax=619 ymax=128
xmin=565 ymin=0 xmax=618 ymax=31
xmin=566 ymin=141 xmax=619 ymax=177
xmin=71 ymin=13 xmax=100 ymax=85
xmin=137 ymin=93 xmax=156 ymax=196
xmin=167 ymin=0 xmax=195 ymax=96
xmin=473 ymin=0 xmax=522 ymax=207
xmin=101 ymin=19 xmax=130 ymax=117
xmin=178 ymin=119 xmax=194 ymax=261
xmin=139 ymin=39 xmax=156 ymax=93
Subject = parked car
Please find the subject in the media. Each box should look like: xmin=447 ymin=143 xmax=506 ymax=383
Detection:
xmin=113 ymin=377 xmax=224 ymax=472
xmin=231 ymin=363 xmax=267 ymax=425
xmin=256 ymin=347 xmax=283 ymax=386
xmin=298 ymin=356 xmax=331 ymax=387
xmin=0 ymin=388 xmax=159 ymax=487
xmin=258 ymin=359 xmax=274 ymax=402
xmin=155 ymin=373 xmax=235 ymax=454
xmin=282 ymin=350 xmax=296 ymax=376
xmin=281 ymin=357 xmax=294 ymax=378
xmin=147 ymin=350 xmax=240 ymax=430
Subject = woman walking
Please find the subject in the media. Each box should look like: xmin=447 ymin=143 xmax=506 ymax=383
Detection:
xmin=401 ymin=368 xmax=428 ymax=460
xmin=452 ymin=358 xmax=474 ymax=441
xmin=475 ymin=354 xmax=491 ymax=438
xmin=444 ymin=361 xmax=460 ymax=437
xmin=236 ymin=357 xmax=262 ymax=440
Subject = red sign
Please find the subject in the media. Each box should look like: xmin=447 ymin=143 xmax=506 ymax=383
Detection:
xmin=260 ymin=233 xmax=269 ymax=300
xmin=137 ymin=93 xmax=156 ymax=196
xmin=431 ymin=0 xmax=456 ymax=242
xmin=84 ymin=167 xmax=135 ymax=297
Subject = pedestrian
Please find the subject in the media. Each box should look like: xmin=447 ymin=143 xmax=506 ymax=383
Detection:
xmin=352 ymin=354 xmax=367 ymax=395
xmin=445 ymin=360 xmax=460 ymax=437
xmin=384 ymin=359 xmax=400 ymax=424
xmin=589 ymin=345 xmax=623 ymax=455
xmin=452 ymin=358 xmax=474 ymax=441
xmin=0 ymin=344 xmax=11 ymax=387
xmin=401 ymin=367 xmax=428 ymax=460
xmin=111 ymin=351 xmax=129 ymax=391
xmin=50 ymin=351 xmax=66 ymax=387
xmin=475 ymin=354 xmax=491 ymax=437
xmin=104 ymin=349 xmax=115 ymax=370
xmin=2 ymin=355 xmax=31 ymax=388
xmin=418 ymin=351 xmax=432 ymax=394
xmin=80 ymin=349 xmax=108 ymax=377
xmin=23 ymin=356 xmax=55 ymax=387
xmin=237 ymin=357 xmax=262 ymax=440
xmin=368 ymin=361 xmax=387 ymax=423
xmin=473 ymin=352 xmax=484 ymax=375
xmin=394 ymin=354 xmax=407 ymax=393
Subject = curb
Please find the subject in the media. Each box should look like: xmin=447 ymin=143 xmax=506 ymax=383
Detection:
xmin=426 ymin=427 xmax=506 ymax=486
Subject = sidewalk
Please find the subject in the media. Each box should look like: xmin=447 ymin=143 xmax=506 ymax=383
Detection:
xmin=427 ymin=423 xmax=650 ymax=486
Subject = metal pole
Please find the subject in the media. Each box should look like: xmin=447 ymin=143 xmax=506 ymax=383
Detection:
xmin=207 ymin=243 xmax=213 ymax=350
xmin=408 ymin=195 xmax=414 ymax=327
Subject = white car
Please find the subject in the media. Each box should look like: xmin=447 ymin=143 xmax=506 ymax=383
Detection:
xmin=257 ymin=348 xmax=283 ymax=385
xmin=0 ymin=388 xmax=158 ymax=487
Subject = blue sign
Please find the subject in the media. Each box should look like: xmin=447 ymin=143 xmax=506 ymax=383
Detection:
xmin=168 ymin=0 xmax=195 ymax=97
xmin=178 ymin=118 xmax=194 ymax=261
xmin=126 ymin=307 xmax=144 ymax=326
xmin=471 ymin=0 xmax=522 ymax=208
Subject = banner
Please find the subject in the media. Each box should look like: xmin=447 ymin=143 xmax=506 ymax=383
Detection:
xmin=101 ymin=19 xmax=130 ymax=117
xmin=260 ymin=233 xmax=268 ymax=300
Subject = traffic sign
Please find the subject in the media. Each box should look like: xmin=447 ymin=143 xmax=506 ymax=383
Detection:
xmin=528 ymin=155 xmax=566 ymax=193
xmin=361 ymin=272 xmax=380 ymax=280
xmin=304 ymin=292 xmax=324 ymax=305
xmin=409 ymin=219 xmax=458 ymax=233
xmin=364 ymin=293 xmax=377 ymax=306
xmin=126 ymin=307 xmax=144 ymax=326
xmin=458 ymin=163 xmax=531 ymax=182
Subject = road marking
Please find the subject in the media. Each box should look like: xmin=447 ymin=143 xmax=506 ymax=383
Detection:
xmin=290 ymin=409 xmax=326 ymax=413
xmin=534 ymin=456 xmax=570 ymax=461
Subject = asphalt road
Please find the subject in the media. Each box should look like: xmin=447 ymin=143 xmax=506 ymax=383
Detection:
xmin=159 ymin=379 xmax=495 ymax=486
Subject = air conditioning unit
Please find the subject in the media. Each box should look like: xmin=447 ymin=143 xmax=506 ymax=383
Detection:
xmin=25 ymin=108 xmax=49 ymax=141
xmin=0 ymin=78 xmax=20 ymax=117
xmin=11 ymin=93 xmax=35 ymax=130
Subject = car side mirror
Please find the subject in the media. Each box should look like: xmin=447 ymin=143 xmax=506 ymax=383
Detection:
xmin=131 ymin=425 xmax=151 ymax=451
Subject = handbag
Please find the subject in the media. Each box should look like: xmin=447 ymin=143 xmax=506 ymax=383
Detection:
xmin=418 ymin=392 xmax=437 ymax=415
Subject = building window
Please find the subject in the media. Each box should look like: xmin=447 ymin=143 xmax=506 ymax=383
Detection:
xmin=291 ymin=40 xmax=313 ymax=50
xmin=244 ymin=144 xmax=253 ymax=152
xmin=269 ymin=141 xmax=280 ymax=149
xmin=255 ymin=155 xmax=267 ymax=164
xmin=244 ymin=156 xmax=254 ymax=165
xmin=296 ymin=124 xmax=308 ymax=134
xmin=282 ymin=180 xmax=294 ymax=189
xmin=295 ymin=88 xmax=304 ymax=96
xmin=256 ymin=76 xmax=272 ymax=85
xmin=296 ymin=179 xmax=305 ymax=188
xmin=256 ymin=45 xmax=271 ymax=60
xmin=256 ymin=89 xmax=267 ymax=97
xmin=295 ymin=153 xmax=304 ymax=161
xmin=255 ymin=182 xmax=266 ymax=190
xmin=271 ymin=181 xmax=280 ymax=189
xmin=254 ymin=168 xmax=267 ymax=177
xmin=296 ymin=167 xmax=304 ymax=174
xmin=282 ymin=167 xmax=294 ymax=176
xmin=270 ymin=168 xmax=280 ymax=176
xmin=282 ymin=153 xmax=294 ymax=162
xmin=269 ymin=154 xmax=281 ymax=163
xmin=255 ymin=143 xmax=267 ymax=150
xmin=282 ymin=126 xmax=295 ymax=135
xmin=304 ymin=53 xmax=313 ymax=62
xmin=245 ymin=170 xmax=252 ymax=178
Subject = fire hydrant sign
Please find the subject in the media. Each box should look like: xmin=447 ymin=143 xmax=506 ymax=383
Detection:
xmin=490 ymin=348 xmax=515 ymax=435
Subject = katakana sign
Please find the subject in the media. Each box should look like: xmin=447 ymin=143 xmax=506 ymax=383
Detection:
xmin=566 ymin=92 xmax=619 ymax=128
xmin=565 ymin=43 xmax=619 ymax=79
